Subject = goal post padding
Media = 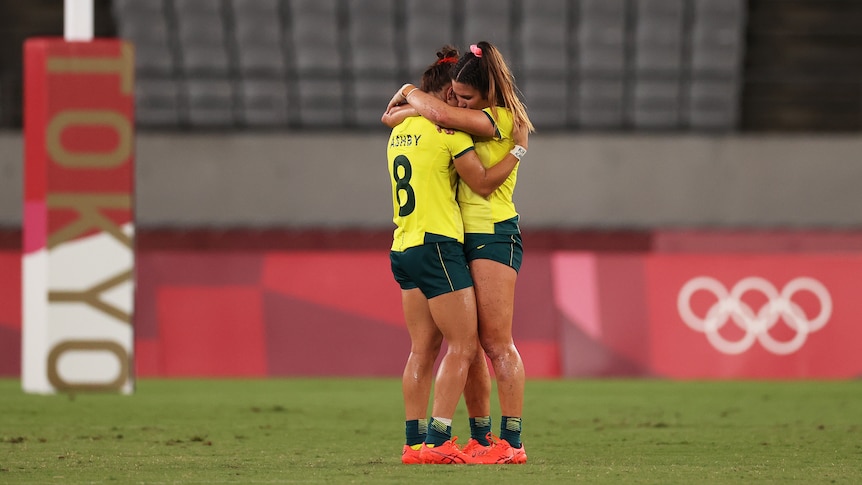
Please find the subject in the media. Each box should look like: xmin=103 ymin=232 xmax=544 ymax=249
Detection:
xmin=22 ymin=38 xmax=135 ymax=394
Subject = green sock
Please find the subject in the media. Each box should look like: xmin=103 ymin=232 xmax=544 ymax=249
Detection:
xmin=500 ymin=416 xmax=522 ymax=448
xmin=405 ymin=418 xmax=427 ymax=447
xmin=424 ymin=417 xmax=452 ymax=447
xmin=469 ymin=416 xmax=491 ymax=445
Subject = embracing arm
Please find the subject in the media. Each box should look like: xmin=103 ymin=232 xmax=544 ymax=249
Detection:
xmin=381 ymin=103 xmax=419 ymax=128
xmin=454 ymin=124 xmax=528 ymax=198
xmin=454 ymin=151 xmax=518 ymax=198
xmin=387 ymin=83 xmax=497 ymax=138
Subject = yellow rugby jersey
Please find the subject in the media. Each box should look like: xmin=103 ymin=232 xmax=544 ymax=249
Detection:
xmin=457 ymin=106 xmax=520 ymax=234
xmin=388 ymin=116 xmax=476 ymax=251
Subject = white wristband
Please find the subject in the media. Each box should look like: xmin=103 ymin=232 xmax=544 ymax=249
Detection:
xmin=510 ymin=145 xmax=526 ymax=162
xmin=400 ymin=83 xmax=417 ymax=100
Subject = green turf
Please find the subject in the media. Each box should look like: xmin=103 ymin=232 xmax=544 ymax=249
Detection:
xmin=1 ymin=378 xmax=860 ymax=484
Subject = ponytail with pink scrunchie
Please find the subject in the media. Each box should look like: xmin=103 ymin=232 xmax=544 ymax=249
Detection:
xmin=470 ymin=44 xmax=482 ymax=58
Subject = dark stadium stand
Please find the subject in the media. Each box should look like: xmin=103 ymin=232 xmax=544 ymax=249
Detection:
xmin=1 ymin=0 xmax=861 ymax=131
xmin=0 ymin=0 xmax=115 ymax=127
xmin=742 ymin=0 xmax=862 ymax=131
xmin=0 ymin=0 xmax=759 ymax=131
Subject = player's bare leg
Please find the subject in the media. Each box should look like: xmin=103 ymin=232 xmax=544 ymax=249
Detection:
xmin=400 ymin=288 xmax=443 ymax=463
xmin=426 ymin=287 xmax=479 ymax=420
xmin=470 ymin=259 xmax=526 ymax=456
xmin=464 ymin=347 xmax=492 ymax=417
xmin=417 ymin=286 xmax=480 ymax=464
xmin=461 ymin=348 xmax=494 ymax=458
xmin=401 ymin=288 xmax=442 ymax=422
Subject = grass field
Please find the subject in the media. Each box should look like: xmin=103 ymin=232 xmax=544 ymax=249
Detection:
xmin=1 ymin=378 xmax=860 ymax=484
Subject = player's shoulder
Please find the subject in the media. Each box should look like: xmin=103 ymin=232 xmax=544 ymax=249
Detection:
xmin=401 ymin=115 xmax=439 ymax=134
xmin=481 ymin=106 xmax=514 ymax=139
xmin=412 ymin=117 xmax=472 ymax=142
xmin=391 ymin=116 xmax=435 ymax=140
xmin=442 ymin=128 xmax=474 ymax=147
xmin=493 ymin=106 xmax=515 ymax=130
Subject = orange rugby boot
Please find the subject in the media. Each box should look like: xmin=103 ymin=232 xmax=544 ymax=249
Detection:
xmin=461 ymin=437 xmax=491 ymax=460
xmin=401 ymin=444 xmax=423 ymax=464
xmin=419 ymin=437 xmax=472 ymax=464
xmin=509 ymin=442 xmax=527 ymax=464
xmin=470 ymin=434 xmax=515 ymax=464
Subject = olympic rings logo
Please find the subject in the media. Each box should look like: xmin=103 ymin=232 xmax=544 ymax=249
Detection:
xmin=677 ymin=277 xmax=832 ymax=355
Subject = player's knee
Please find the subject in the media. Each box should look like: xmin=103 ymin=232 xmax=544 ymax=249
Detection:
xmin=448 ymin=340 xmax=478 ymax=359
xmin=481 ymin=340 xmax=516 ymax=362
xmin=478 ymin=333 xmax=505 ymax=353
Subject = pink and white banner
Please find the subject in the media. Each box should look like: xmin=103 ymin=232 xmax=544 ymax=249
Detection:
xmin=552 ymin=252 xmax=862 ymax=379
xmin=645 ymin=254 xmax=862 ymax=379
xmin=4 ymin=223 xmax=862 ymax=380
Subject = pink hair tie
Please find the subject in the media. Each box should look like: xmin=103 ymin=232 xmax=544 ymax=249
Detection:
xmin=470 ymin=44 xmax=482 ymax=58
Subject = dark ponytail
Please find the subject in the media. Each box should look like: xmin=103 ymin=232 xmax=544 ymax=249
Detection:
xmin=420 ymin=45 xmax=460 ymax=94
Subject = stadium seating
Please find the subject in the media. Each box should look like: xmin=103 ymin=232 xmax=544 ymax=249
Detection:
xmin=347 ymin=0 xmax=399 ymax=127
xmin=112 ymin=5 xmax=174 ymax=76
xmin=520 ymin=0 xmax=571 ymax=128
xmin=578 ymin=0 xmax=628 ymax=128
xmin=186 ymin=79 xmax=237 ymax=127
xmin=404 ymin=1 xmax=457 ymax=78
xmin=689 ymin=0 xmax=746 ymax=129
xmin=240 ymin=79 xmax=291 ymax=127
xmin=174 ymin=0 xmax=231 ymax=77
xmin=108 ymin=0 xmax=748 ymax=131
xmin=464 ymin=0 xmax=513 ymax=58
xmin=289 ymin=0 xmax=346 ymax=127
xmin=631 ymin=0 xmax=684 ymax=129
xmin=135 ymin=78 xmax=183 ymax=127
xmin=232 ymin=0 xmax=287 ymax=77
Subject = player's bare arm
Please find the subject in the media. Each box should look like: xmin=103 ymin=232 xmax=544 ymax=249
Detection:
xmin=388 ymin=83 xmax=497 ymax=138
xmin=453 ymin=127 xmax=527 ymax=198
xmin=381 ymin=104 xmax=419 ymax=128
xmin=452 ymin=151 xmax=515 ymax=198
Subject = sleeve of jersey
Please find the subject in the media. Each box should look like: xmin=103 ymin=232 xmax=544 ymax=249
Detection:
xmin=448 ymin=131 xmax=476 ymax=159
xmin=486 ymin=107 xmax=514 ymax=141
